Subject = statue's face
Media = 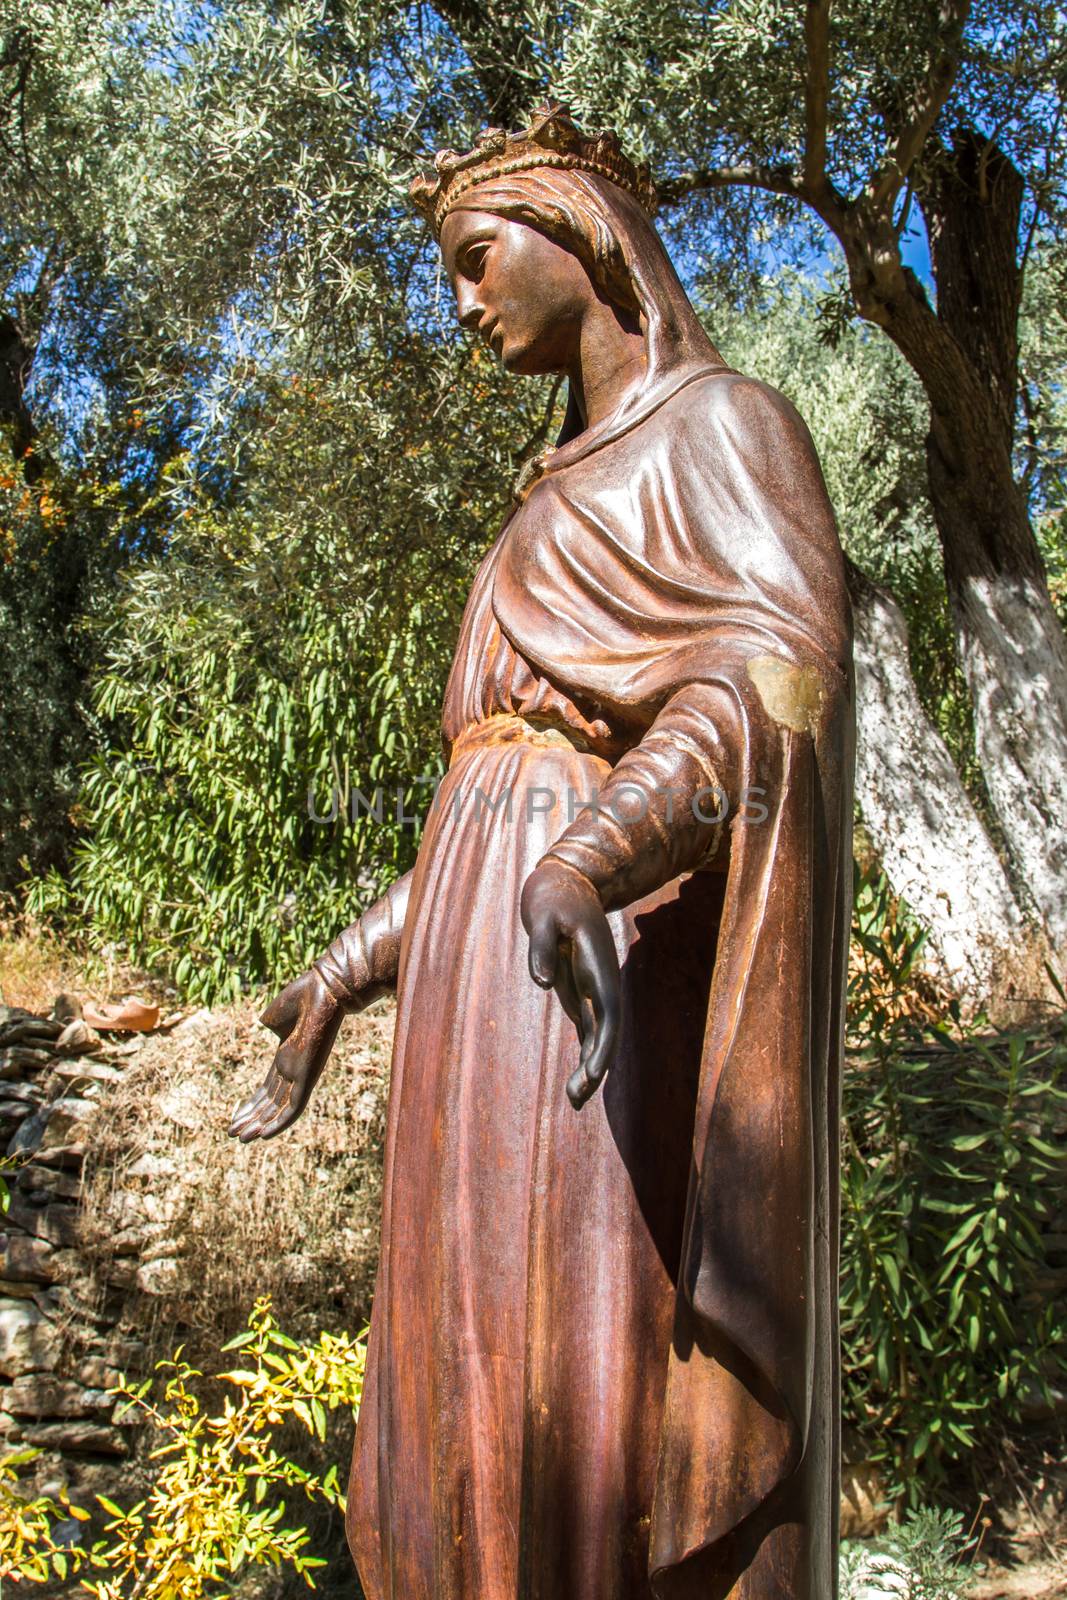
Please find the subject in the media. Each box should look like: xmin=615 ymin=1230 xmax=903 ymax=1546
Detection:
xmin=440 ymin=208 xmax=593 ymax=375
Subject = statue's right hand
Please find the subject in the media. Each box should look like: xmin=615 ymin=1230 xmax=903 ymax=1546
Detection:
xmin=228 ymin=968 xmax=344 ymax=1143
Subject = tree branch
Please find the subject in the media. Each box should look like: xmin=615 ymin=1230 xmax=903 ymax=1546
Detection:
xmin=804 ymin=0 xmax=832 ymax=197
xmin=429 ymin=0 xmax=543 ymax=125
xmin=864 ymin=0 xmax=972 ymax=216
xmin=658 ymin=160 xmax=847 ymax=236
xmin=658 ymin=163 xmax=807 ymax=207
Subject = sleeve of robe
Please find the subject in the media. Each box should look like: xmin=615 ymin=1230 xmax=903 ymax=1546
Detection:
xmin=312 ymin=870 xmax=412 ymax=1008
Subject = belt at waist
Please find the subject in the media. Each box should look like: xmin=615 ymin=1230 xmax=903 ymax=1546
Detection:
xmin=448 ymin=713 xmax=594 ymax=768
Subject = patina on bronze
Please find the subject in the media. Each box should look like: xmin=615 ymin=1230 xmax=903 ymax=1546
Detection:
xmin=229 ymin=104 xmax=854 ymax=1600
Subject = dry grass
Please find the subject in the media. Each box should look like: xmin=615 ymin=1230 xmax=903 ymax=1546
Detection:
xmin=0 ymin=913 xmax=84 ymax=1013
xmin=77 ymin=998 xmax=394 ymax=1362
xmin=0 ymin=908 xmax=177 ymax=1016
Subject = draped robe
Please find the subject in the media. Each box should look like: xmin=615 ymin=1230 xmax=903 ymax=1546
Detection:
xmin=344 ymin=355 xmax=853 ymax=1600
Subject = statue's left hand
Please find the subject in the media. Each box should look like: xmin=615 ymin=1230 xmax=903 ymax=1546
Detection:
xmin=520 ymin=858 xmax=621 ymax=1109
xmin=228 ymin=969 xmax=345 ymax=1142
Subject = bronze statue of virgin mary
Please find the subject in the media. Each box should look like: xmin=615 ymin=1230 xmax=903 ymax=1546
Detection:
xmin=230 ymin=105 xmax=854 ymax=1600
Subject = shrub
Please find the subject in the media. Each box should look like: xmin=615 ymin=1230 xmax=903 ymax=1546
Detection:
xmin=841 ymin=870 xmax=1067 ymax=1504
xmin=0 ymin=1298 xmax=364 ymax=1596
xmin=839 ymin=1506 xmax=975 ymax=1599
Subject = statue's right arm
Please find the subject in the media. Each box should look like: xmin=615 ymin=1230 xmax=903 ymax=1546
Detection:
xmin=227 ymin=871 xmax=413 ymax=1142
xmin=312 ymin=869 xmax=412 ymax=1007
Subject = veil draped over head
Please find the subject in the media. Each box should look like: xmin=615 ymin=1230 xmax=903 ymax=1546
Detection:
xmin=446 ymin=167 xmax=729 ymax=448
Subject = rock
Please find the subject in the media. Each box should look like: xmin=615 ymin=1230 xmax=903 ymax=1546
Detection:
xmin=36 ymin=1206 xmax=80 ymax=1249
xmin=0 ymin=1101 xmax=34 ymax=1131
xmin=48 ymin=1059 xmax=121 ymax=1092
xmin=74 ymin=1357 xmax=123 ymax=1390
xmin=157 ymin=1080 xmax=201 ymax=1130
xmin=0 ymin=1234 xmax=56 ymax=1284
xmin=105 ymin=1257 xmax=138 ymax=1290
xmin=43 ymin=1270 xmax=119 ymax=1324
xmin=105 ymin=1035 xmax=146 ymax=1058
xmin=0 ymin=1046 xmax=54 ymax=1079
xmin=40 ymin=1099 xmax=94 ymax=1148
xmin=172 ymin=1007 xmax=217 ymax=1035
xmin=0 ymin=1277 xmax=38 ymax=1299
xmin=127 ymin=1152 xmax=178 ymax=1180
xmin=32 ymin=1284 xmax=62 ymax=1317
xmin=356 ymin=1089 xmax=380 ymax=1122
xmin=51 ymin=1514 xmax=88 ymax=1551
xmin=843 ymin=1554 xmax=915 ymax=1599
xmin=0 ymin=1301 xmax=60 ymax=1376
xmin=36 ymin=1143 xmax=87 ymax=1170
xmin=1 ymin=1191 xmax=47 ymax=1235
xmin=5 ymin=1374 xmax=113 ymax=1418
xmin=21 ymin=1419 xmax=127 ymax=1455
xmin=7 ymin=1106 xmax=51 ymax=1158
xmin=54 ymin=1019 xmax=102 ymax=1057
xmin=16 ymin=1165 xmax=81 ymax=1201
xmin=106 ymin=1337 xmax=147 ymax=1369
xmin=135 ymin=1257 xmax=188 ymax=1296
xmin=52 ymin=994 xmax=83 ymax=1023
xmin=0 ymin=1082 xmax=45 ymax=1105
xmin=1018 ymin=1380 xmax=1067 ymax=1423
xmin=840 ymin=1461 xmax=889 ymax=1539
xmin=108 ymin=1227 xmax=149 ymax=1257
xmin=0 ymin=1018 xmax=61 ymax=1048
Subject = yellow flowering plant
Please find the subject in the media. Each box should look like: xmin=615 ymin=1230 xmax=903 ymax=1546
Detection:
xmin=0 ymin=1297 xmax=365 ymax=1596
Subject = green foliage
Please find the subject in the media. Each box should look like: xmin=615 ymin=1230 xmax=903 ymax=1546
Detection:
xmin=1019 ymin=251 xmax=1067 ymax=621
xmin=841 ymin=870 xmax=1067 ymax=1504
xmin=840 ymin=1507 xmax=975 ymax=1600
xmin=27 ymin=355 xmax=556 ymax=1001
xmin=0 ymin=463 xmax=93 ymax=890
xmin=0 ymin=1297 xmax=364 ymax=1596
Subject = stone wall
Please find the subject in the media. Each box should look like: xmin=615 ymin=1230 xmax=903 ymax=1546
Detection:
xmin=0 ymin=991 xmax=389 ymax=1533
xmin=0 ymin=1001 xmax=151 ymax=1506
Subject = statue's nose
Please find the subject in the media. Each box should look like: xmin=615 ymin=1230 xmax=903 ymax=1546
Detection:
xmin=456 ymin=287 xmax=485 ymax=333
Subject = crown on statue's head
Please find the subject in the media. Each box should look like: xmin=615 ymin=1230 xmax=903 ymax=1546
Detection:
xmin=410 ymin=102 xmax=658 ymax=236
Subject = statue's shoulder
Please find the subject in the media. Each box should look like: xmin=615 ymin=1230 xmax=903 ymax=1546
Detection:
xmin=664 ymin=367 xmax=815 ymax=458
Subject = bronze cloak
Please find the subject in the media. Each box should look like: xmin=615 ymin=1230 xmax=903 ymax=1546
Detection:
xmin=346 ymin=353 xmax=853 ymax=1598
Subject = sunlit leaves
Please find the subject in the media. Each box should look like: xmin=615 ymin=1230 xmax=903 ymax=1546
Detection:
xmin=1 ymin=1296 xmax=365 ymax=1596
xmin=842 ymin=868 xmax=1067 ymax=1504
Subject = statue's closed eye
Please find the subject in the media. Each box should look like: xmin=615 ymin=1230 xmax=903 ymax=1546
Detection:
xmin=461 ymin=241 xmax=490 ymax=280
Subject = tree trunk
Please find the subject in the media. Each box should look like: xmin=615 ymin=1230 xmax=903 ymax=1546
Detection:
xmin=917 ymin=133 xmax=1067 ymax=952
xmin=923 ymin=444 xmax=1067 ymax=953
xmin=429 ymin=0 xmax=541 ymax=124
xmin=0 ymin=309 xmax=42 ymax=482
xmin=848 ymin=561 xmax=1036 ymax=996
xmin=843 ymin=131 xmax=1067 ymax=954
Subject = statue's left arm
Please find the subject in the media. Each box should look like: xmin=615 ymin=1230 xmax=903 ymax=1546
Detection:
xmin=520 ymin=376 xmax=848 ymax=1109
xmin=521 ymin=683 xmax=740 ymax=1107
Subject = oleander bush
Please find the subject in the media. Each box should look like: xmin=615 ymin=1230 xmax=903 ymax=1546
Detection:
xmin=841 ymin=870 xmax=1067 ymax=1505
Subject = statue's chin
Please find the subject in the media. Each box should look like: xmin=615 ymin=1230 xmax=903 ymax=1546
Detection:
xmin=502 ymin=343 xmax=557 ymax=378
